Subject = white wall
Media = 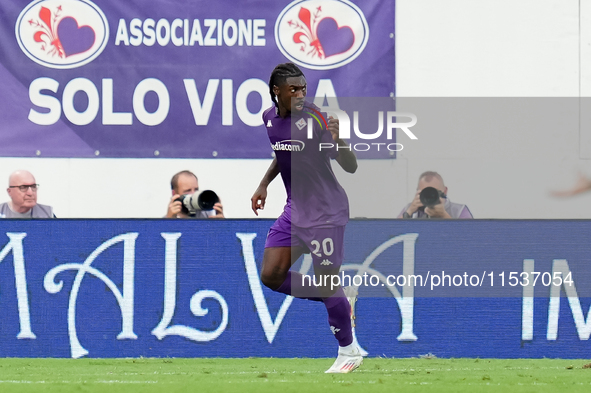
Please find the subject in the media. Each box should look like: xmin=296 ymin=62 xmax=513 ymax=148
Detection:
xmin=1 ymin=0 xmax=588 ymax=218
xmin=0 ymin=158 xmax=287 ymax=218
xmin=394 ymin=0 xmax=587 ymax=218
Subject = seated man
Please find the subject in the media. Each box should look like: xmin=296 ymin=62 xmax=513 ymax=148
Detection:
xmin=165 ymin=170 xmax=224 ymax=218
xmin=0 ymin=170 xmax=55 ymax=218
xmin=398 ymin=171 xmax=473 ymax=219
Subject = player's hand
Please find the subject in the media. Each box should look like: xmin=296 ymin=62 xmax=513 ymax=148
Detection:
xmin=328 ymin=116 xmax=339 ymax=141
xmin=251 ymin=186 xmax=267 ymax=216
xmin=425 ymin=199 xmax=451 ymax=218
xmin=166 ymin=194 xmax=183 ymax=218
xmin=208 ymin=202 xmax=225 ymax=219
xmin=405 ymin=190 xmax=423 ymax=216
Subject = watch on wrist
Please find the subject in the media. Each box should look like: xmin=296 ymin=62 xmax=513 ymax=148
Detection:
xmin=402 ymin=211 xmax=412 ymax=219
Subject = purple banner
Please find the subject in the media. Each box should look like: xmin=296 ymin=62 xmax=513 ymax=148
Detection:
xmin=0 ymin=0 xmax=395 ymax=158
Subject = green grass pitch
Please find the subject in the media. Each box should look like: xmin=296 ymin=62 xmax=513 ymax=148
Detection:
xmin=0 ymin=358 xmax=590 ymax=392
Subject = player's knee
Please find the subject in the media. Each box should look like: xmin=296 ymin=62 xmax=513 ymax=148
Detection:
xmin=260 ymin=271 xmax=282 ymax=290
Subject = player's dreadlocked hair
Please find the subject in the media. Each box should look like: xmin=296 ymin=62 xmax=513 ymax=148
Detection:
xmin=269 ymin=63 xmax=304 ymax=106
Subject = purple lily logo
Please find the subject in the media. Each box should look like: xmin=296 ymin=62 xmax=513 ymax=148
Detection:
xmin=275 ymin=0 xmax=369 ymax=70
xmin=16 ymin=0 xmax=109 ymax=69
xmin=289 ymin=6 xmax=355 ymax=60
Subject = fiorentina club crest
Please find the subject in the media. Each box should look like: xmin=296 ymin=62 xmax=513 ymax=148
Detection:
xmin=16 ymin=0 xmax=109 ymax=69
xmin=275 ymin=0 xmax=369 ymax=70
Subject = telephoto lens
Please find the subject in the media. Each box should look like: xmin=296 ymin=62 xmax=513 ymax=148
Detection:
xmin=197 ymin=190 xmax=219 ymax=211
xmin=178 ymin=194 xmax=199 ymax=215
xmin=419 ymin=187 xmax=441 ymax=208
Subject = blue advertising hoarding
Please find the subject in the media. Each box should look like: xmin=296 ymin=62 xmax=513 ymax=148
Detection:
xmin=0 ymin=219 xmax=590 ymax=358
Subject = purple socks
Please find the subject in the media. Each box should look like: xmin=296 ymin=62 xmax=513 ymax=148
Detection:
xmin=274 ymin=271 xmax=353 ymax=347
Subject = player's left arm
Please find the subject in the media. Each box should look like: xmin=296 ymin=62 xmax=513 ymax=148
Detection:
xmin=328 ymin=117 xmax=357 ymax=173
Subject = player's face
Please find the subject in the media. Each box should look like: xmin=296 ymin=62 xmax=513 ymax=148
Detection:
xmin=174 ymin=174 xmax=199 ymax=195
xmin=275 ymin=76 xmax=307 ymax=113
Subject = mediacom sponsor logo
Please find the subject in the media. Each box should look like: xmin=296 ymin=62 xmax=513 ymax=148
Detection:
xmin=271 ymin=140 xmax=305 ymax=152
xmin=16 ymin=0 xmax=109 ymax=69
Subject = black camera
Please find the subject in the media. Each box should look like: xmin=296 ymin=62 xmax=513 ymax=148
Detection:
xmin=419 ymin=187 xmax=446 ymax=208
xmin=179 ymin=190 xmax=219 ymax=216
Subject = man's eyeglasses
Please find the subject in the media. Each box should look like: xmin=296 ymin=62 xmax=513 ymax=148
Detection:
xmin=9 ymin=184 xmax=39 ymax=192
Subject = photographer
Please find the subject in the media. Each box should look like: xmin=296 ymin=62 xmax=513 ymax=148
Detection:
xmin=165 ymin=170 xmax=224 ymax=219
xmin=398 ymin=171 xmax=473 ymax=219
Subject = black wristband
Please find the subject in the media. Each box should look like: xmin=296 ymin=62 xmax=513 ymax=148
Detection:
xmin=402 ymin=211 xmax=412 ymax=219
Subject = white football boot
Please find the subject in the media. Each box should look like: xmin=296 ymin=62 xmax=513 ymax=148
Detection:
xmin=325 ymin=343 xmax=364 ymax=373
xmin=344 ymin=285 xmax=369 ymax=357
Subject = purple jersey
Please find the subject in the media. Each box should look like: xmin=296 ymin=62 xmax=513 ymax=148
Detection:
xmin=263 ymin=101 xmax=349 ymax=228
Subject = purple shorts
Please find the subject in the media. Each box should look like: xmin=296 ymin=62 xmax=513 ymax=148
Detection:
xmin=265 ymin=209 xmax=345 ymax=270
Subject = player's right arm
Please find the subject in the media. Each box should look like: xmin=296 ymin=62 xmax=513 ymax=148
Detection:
xmin=251 ymin=157 xmax=280 ymax=215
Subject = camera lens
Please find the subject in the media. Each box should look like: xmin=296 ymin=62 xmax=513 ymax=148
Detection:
xmin=178 ymin=194 xmax=191 ymax=215
xmin=419 ymin=187 xmax=441 ymax=208
xmin=198 ymin=190 xmax=219 ymax=211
